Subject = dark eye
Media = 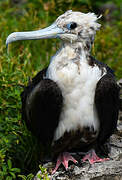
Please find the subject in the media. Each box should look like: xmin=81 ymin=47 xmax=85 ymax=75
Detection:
xmin=67 ymin=22 xmax=77 ymax=30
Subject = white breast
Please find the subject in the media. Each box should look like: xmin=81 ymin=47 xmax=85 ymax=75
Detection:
xmin=47 ymin=52 xmax=106 ymax=141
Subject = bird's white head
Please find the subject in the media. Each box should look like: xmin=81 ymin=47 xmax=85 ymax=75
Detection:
xmin=6 ymin=10 xmax=101 ymax=49
xmin=55 ymin=10 xmax=101 ymax=43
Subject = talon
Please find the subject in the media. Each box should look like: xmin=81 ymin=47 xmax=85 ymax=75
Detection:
xmin=52 ymin=152 xmax=78 ymax=174
xmin=82 ymin=149 xmax=109 ymax=165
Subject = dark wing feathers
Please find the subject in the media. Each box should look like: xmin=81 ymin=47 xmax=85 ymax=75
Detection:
xmin=95 ymin=73 xmax=120 ymax=144
xmin=91 ymin=56 xmax=120 ymax=144
xmin=21 ymin=68 xmax=47 ymax=130
xmin=21 ymin=68 xmax=63 ymax=144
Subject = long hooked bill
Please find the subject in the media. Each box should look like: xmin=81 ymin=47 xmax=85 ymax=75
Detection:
xmin=6 ymin=23 xmax=64 ymax=46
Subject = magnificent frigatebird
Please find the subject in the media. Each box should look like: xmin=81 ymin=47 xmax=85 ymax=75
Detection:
xmin=6 ymin=10 xmax=120 ymax=174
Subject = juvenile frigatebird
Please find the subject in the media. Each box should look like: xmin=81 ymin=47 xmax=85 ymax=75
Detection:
xmin=6 ymin=10 xmax=120 ymax=174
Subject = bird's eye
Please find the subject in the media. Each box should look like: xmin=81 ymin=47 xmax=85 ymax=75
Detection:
xmin=66 ymin=22 xmax=77 ymax=30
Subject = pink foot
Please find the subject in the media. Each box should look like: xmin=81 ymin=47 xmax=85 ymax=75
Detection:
xmin=82 ymin=149 xmax=109 ymax=164
xmin=52 ymin=152 xmax=78 ymax=174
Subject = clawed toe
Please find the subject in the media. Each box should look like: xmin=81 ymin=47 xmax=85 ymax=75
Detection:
xmin=52 ymin=152 xmax=78 ymax=174
xmin=82 ymin=149 xmax=109 ymax=165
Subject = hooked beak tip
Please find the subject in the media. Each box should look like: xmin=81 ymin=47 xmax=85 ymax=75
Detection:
xmin=6 ymin=32 xmax=17 ymax=45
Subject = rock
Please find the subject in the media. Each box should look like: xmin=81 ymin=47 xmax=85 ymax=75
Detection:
xmin=118 ymin=79 xmax=122 ymax=87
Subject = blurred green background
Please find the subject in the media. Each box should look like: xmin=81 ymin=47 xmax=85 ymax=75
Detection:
xmin=0 ymin=0 xmax=122 ymax=179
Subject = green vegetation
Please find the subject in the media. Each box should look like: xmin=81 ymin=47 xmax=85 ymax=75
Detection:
xmin=0 ymin=0 xmax=122 ymax=179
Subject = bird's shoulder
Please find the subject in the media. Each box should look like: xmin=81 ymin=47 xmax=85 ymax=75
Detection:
xmin=21 ymin=67 xmax=47 ymax=101
xmin=89 ymin=56 xmax=115 ymax=76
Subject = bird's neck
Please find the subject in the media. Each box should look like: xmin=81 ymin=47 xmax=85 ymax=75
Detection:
xmin=46 ymin=41 xmax=92 ymax=79
xmin=55 ymin=41 xmax=91 ymax=63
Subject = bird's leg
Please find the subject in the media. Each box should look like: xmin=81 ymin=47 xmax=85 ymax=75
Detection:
xmin=82 ymin=149 xmax=109 ymax=164
xmin=52 ymin=152 xmax=78 ymax=174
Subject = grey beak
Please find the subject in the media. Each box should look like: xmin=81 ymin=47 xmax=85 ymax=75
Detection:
xmin=6 ymin=23 xmax=64 ymax=46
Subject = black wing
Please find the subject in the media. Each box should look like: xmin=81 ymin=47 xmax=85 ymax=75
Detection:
xmin=95 ymin=72 xmax=120 ymax=145
xmin=21 ymin=68 xmax=63 ymax=144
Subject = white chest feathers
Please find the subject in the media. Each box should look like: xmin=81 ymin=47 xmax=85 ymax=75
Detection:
xmin=46 ymin=51 xmax=106 ymax=141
